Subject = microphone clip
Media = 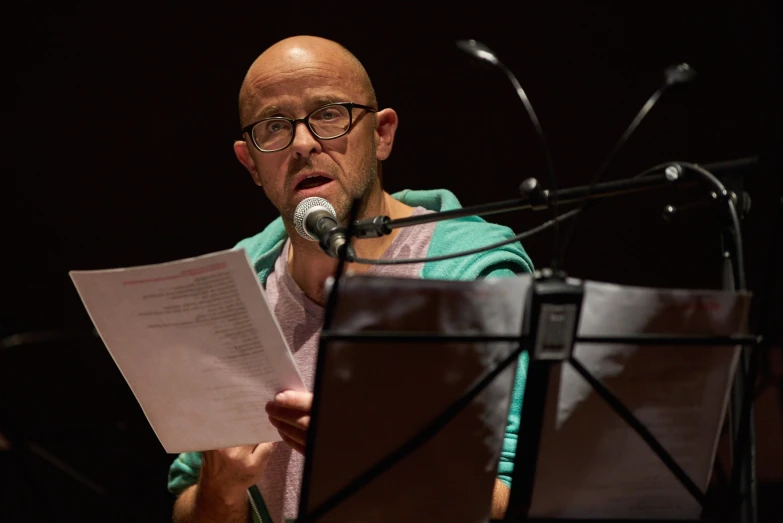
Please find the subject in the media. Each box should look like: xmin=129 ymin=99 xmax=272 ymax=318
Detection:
xmin=314 ymin=220 xmax=356 ymax=260
xmin=352 ymin=215 xmax=392 ymax=238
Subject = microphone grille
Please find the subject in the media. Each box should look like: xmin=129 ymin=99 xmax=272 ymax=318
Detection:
xmin=293 ymin=197 xmax=336 ymax=241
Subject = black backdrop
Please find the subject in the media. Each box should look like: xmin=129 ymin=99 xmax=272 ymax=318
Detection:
xmin=4 ymin=2 xmax=780 ymax=522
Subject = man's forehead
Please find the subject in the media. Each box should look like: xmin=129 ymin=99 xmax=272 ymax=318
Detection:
xmin=244 ymin=70 xmax=368 ymax=119
xmin=249 ymin=57 xmax=361 ymax=90
xmin=250 ymin=89 xmax=355 ymax=118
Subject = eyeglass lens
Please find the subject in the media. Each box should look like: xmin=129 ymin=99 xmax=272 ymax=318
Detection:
xmin=253 ymin=104 xmax=351 ymax=151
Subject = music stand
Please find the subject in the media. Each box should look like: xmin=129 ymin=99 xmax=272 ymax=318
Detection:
xmin=295 ymin=272 xmax=758 ymax=523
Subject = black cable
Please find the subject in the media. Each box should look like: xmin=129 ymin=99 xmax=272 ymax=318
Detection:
xmin=348 ymin=208 xmax=580 ymax=266
xmin=632 ymin=161 xmax=747 ymax=289
xmin=679 ymin=162 xmax=746 ymax=289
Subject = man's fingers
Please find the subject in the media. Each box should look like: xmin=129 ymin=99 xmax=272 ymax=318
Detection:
xmin=265 ymin=390 xmax=311 ymax=455
xmin=280 ymin=432 xmax=306 ymax=455
xmin=266 ymin=405 xmax=310 ymax=429
xmin=269 ymin=417 xmax=307 ymax=445
xmin=273 ymin=390 xmax=312 ymax=411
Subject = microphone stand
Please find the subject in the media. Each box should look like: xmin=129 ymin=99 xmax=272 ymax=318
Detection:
xmin=352 ymin=172 xmax=677 ymax=238
xmin=343 ymin=155 xmax=759 ymax=523
xmin=352 ymin=158 xmax=755 ymax=252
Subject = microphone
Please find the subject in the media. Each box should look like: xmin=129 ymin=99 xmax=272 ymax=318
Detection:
xmin=293 ymin=197 xmax=356 ymax=260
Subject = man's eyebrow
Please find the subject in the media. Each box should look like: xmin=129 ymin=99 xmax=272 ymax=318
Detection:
xmin=310 ymin=96 xmax=341 ymax=107
xmin=255 ymin=96 xmax=346 ymax=120
xmin=257 ymin=104 xmax=282 ymax=119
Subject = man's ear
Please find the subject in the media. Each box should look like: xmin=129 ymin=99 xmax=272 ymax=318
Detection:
xmin=374 ymin=108 xmax=398 ymax=161
xmin=233 ymin=139 xmax=263 ymax=186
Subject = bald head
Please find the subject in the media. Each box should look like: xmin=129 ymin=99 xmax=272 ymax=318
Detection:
xmin=238 ymin=36 xmax=377 ymax=127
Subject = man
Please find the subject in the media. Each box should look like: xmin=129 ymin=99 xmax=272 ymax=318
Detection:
xmin=168 ymin=35 xmax=533 ymax=523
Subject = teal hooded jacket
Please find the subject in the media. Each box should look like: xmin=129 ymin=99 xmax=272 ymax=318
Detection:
xmin=168 ymin=189 xmax=534 ymax=522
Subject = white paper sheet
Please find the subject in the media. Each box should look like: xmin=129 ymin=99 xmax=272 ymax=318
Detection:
xmin=70 ymin=249 xmax=305 ymax=453
xmin=529 ymin=280 xmax=751 ymax=519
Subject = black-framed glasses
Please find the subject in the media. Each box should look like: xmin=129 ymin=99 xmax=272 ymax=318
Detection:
xmin=241 ymin=102 xmax=377 ymax=153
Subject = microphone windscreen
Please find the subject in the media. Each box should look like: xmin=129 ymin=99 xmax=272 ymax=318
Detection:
xmin=293 ymin=197 xmax=336 ymax=241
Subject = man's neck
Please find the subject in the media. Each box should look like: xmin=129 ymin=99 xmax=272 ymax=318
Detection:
xmin=287 ymin=191 xmax=415 ymax=306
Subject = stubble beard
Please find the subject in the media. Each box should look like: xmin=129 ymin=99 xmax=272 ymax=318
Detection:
xmin=278 ymin=137 xmax=380 ymax=233
xmin=332 ymin=153 xmax=379 ymax=224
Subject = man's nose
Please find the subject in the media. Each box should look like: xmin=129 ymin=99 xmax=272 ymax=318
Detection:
xmin=290 ymin=121 xmax=322 ymax=158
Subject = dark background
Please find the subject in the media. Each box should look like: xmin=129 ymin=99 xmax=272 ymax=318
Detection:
xmin=4 ymin=2 xmax=781 ymax=522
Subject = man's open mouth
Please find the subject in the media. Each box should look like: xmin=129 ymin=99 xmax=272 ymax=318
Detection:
xmin=295 ymin=175 xmax=333 ymax=191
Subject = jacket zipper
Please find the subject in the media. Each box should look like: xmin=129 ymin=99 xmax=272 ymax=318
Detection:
xmin=247 ymin=489 xmax=263 ymax=522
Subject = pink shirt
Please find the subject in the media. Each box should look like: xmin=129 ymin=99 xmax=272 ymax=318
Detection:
xmin=258 ymin=207 xmax=435 ymax=523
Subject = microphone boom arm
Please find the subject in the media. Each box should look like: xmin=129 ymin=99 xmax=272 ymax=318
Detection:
xmin=350 ymin=157 xmax=756 ymax=239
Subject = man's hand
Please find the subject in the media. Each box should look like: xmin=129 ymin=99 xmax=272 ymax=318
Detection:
xmin=173 ymin=443 xmax=275 ymax=523
xmin=265 ymin=390 xmax=312 ymax=455
xmin=199 ymin=443 xmax=275 ymax=506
